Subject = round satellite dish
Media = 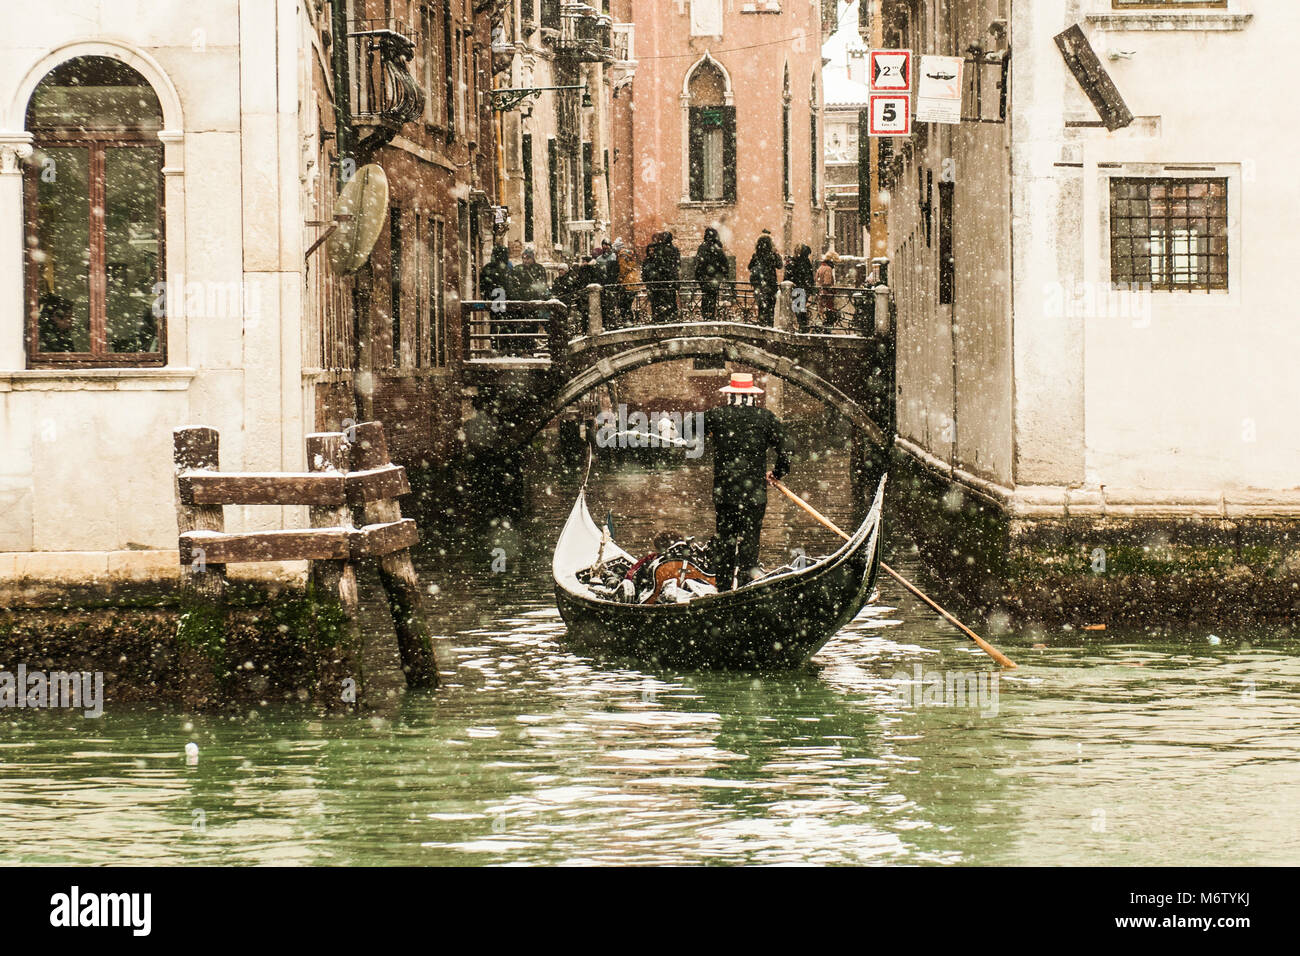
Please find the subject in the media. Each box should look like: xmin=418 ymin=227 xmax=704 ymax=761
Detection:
xmin=327 ymin=164 xmax=389 ymax=275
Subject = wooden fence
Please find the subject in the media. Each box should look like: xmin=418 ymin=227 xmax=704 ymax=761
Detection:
xmin=173 ymin=421 xmax=437 ymax=707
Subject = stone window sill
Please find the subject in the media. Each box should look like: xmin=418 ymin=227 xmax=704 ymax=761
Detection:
xmin=0 ymin=367 xmax=196 ymax=392
xmin=1085 ymin=13 xmax=1253 ymax=31
xmin=740 ymin=3 xmax=782 ymax=12
xmin=679 ymin=200 xmax=733 ymax=209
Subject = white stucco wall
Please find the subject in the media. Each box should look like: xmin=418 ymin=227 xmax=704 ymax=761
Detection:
xmin=0 ymin=0 xmax=309 ymax=569
xmin=1068 ymin=0 xmax=1300 ymax=494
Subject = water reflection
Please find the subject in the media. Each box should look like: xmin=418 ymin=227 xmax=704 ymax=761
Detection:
xmin=0 ymin=455 xmax=1297 ymax=865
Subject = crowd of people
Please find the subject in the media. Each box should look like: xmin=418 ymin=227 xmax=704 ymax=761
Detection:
xmin=478 ymin=230 xmax=858 ymax=336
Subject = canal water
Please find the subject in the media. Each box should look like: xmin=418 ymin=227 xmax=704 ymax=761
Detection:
xmin=1 ymin=450 xmax=1298 ymax=866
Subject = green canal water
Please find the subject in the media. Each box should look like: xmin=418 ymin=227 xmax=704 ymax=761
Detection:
xmin=1 ymin=454 xmax=1298 ymax=866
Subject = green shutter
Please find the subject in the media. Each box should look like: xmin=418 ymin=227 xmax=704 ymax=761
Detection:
xmin=721 ymin=105 xmax=736 ymax=203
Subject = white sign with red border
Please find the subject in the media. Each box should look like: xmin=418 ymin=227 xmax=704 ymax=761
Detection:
xmin=868 ymin=94 xmax=911 ymax=136
xmin=869 ymin=50 xmax=913 ymax=92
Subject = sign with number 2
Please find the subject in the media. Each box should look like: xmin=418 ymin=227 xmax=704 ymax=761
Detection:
xmin=869 ymin=50 xmax=913 ymax=92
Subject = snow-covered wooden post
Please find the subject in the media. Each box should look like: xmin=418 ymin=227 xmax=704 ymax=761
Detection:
xmin=173 ymin=426 xmax=228 ymax=707
xmin=306 ymin=431 xmax=363 ymax=708
xmin=350 ymin=422 xmax=439 ymax=688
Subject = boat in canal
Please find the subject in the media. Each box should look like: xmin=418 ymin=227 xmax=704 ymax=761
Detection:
xmin=552 ymin=476 xmax=886 ymax=669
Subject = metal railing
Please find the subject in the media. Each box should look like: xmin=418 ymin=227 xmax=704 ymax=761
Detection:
xmin=554 ymin=4 xmax=612 ymax=62
xmin=798 ymin=285 xmax=882 ymax=334
xmin=347 ymin=18 xmax=424 ymax=128
xmin=462 ymin=299 xmax=573 ymax=361
xmin=461 ymin=280 xmax=888 ymax=362
xmin=609 ymin=281 xmax=758 ymax=328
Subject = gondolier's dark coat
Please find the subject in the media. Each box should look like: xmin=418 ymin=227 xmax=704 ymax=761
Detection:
xmin=703 ymin=404 xmax=792 ymax=507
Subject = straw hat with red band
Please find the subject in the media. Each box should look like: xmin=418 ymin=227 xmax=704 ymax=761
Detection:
xmin=719 ymin=372 xmax=764 ymax=395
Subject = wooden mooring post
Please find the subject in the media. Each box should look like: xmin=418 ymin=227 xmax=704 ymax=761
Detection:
xmin=172 ymin=421 xmax=438 ymax=708
xmin=173 ymin=426 xmax=229 ymax=708
xmin=305 ymin=431 xmax=364 ymax=705
xmin=350 ymin=422 xmax=439 ymax=689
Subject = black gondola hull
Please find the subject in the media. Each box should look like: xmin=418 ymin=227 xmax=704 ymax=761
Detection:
xmin=552 ymin=479 xmax=885 ymax=670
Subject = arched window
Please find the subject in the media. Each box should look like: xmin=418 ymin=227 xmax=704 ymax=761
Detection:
xmin=25 ymin=56 xmax=164 ymax=365
xmin=781 ymin=65 xmax=791 ymax=203
xmin=685 ymin=57 xmax=735 ymax=203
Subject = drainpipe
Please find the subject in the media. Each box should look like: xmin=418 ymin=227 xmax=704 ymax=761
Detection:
xmin=329 ymin=0 xmax=371 ymax=423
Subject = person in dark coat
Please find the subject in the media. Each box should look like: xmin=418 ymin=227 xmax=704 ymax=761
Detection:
xmin=644 ymin=231 xmax=681 ymax=324
xmin=511 ymin=246 xmax=551 ymax=352
xmin=593 ymin=239 xmax=620 ymax=329
xmin=514 ymin=246 xmax=550 ymax=300
xmin=479 ymin=245 xmax=516 ymax=302
xmin=550 ymin=260 xmax=584 ymax=337
xmin=703 ymin=372 xmax=794 ymax=591
xmin=787 ymin=244 xmax=816 ymax=333
xmin=748 ymin=233 xmax=781 ymax=327
xmin=694 ymin=227 xmax=729 ymax=323
xmin=479 ymin=246 xmax=517 ymax=353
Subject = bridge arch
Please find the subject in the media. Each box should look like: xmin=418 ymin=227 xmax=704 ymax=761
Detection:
xmin=536 ymin=337 xmax=890 ymax=448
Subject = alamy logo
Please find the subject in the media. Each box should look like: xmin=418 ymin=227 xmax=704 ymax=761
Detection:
xmin=50 ymin=886 xmax=151 ymax=936
xmin=594 ymin=405 xmax=705 ymax=458
xmin=0 ymin=666 xmax=103 ymax=718
xmin=892 ymin=664 xmax=999 ymax=717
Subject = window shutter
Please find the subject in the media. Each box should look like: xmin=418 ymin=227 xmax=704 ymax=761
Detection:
xmin=689 ymin=107 xmax=705 ymax=202
xmin=721 ymin=106 xmax=736 ymax=203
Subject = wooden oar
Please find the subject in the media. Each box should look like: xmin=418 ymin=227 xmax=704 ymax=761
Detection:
xmin=769 ymin=477 xmax=1018 ymax=670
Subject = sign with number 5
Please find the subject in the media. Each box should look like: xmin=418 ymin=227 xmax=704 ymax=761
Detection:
xmin=868 ymin=94 xmax=911 ymax=136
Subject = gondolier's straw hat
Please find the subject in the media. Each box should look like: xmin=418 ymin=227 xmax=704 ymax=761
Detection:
xmin=719 ymin=372 xmax=764 ymax=395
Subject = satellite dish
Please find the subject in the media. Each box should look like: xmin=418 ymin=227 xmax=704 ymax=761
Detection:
xmin=327 ymin=164 xmax=389 ymax=274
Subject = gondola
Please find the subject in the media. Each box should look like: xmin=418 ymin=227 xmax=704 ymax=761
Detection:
xmin=552 ymin=476 xmax=886 ymax=669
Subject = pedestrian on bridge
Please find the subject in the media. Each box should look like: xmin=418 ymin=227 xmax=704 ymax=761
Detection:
xmin=613 ymin=238 xmax=640 ymax=327
xmin=480 ymin=245 xmax=517 ymax=302
xmin=704 ymin=372 xmax=793 ymax=591
xmin=694 ymin=227 xmax=729 ymax=323
xmin=480 ymin=246 xmax=518 ymax=353
xmin=787 ymin=244 xmax=816 ymax=333
xmin=644 ymin=231 xmax=681 ymax=324
xmin=748 ymin=233 xmax=781 ymax=327
xmin=816 ymin=250 xmax=840 ymax=331
xmin=515 ymin=247 xmax=552 ymax=352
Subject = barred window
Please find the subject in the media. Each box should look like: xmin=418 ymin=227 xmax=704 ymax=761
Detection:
xmin=1109 ymin=177 xmax=1227 ymax=292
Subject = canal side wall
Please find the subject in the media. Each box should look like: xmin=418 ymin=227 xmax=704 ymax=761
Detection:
xmin=891 ymin=437 xmax=1300 ymax=627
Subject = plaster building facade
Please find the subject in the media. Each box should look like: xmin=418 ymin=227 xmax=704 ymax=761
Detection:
xmin=876 ymin=0 xmax=1300 ymax=620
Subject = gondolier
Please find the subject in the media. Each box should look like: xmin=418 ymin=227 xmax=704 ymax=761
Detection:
xmin=704 ymin=373 xmax=794 ymax=591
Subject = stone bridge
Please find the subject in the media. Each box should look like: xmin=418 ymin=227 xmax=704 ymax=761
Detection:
xmin=459 ymin=282 xmax=896 ymax=458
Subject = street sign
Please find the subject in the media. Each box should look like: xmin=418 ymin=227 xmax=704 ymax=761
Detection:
xmin=916 ymin=54 xmax=964 ymax=124
xmin=869 ymin=50 xmax=912 ymax=92
xmin=868 ymin=94 xmax=911 ymax=136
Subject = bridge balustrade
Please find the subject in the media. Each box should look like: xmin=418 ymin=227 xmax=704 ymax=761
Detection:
xmin=460 ymin=279 xmax=890 ymax=364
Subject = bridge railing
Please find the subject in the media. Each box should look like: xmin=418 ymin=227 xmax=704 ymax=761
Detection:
xmin=806 ymin=285 xmax=885 ymax=335
xmin=461 ymin=298 xmax=573 ymax=362
xmin=460 ymin=280 xmax=893 ymax=362
xmin=608 ymin=280 xmax=759 ymax=328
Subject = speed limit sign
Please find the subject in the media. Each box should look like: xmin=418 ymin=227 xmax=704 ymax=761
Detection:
xmin=868 ymin=94 xmax=911 ymax=136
